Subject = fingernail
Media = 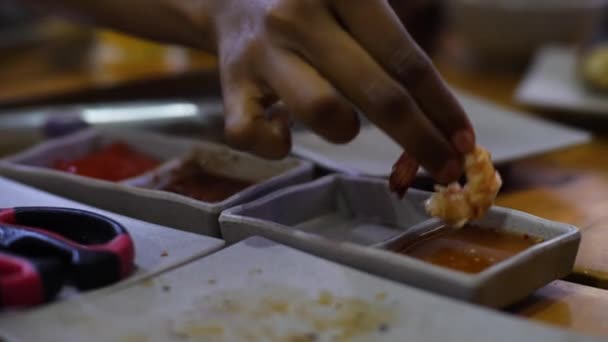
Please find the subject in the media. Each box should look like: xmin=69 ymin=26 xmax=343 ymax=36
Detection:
xmin=452 ymin=130 xmax=475 ymax=154
xmin=436 ymin=158 xmax=462 ymax=184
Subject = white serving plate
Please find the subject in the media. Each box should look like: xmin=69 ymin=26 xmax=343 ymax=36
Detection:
xmin=219 ymin=175 xmax=580 ymax=308
xmin=516 ymin=46 xmax=608 ymax=115
xmin=0 ymin=236 xmax=598 ymax=342
xmin=0 ymin=128 xmax=314 ymax=237
xmin=0 ymin=176 xmax=224 ymax=302
xmin=292 ymin=90 xmax=591 ymax=177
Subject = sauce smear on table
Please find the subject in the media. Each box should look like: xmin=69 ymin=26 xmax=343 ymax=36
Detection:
xmin=162 ymin=158 xmax=253 ymax=202
xmin=52 ymin=142 xmax=160 ymax=181
xmin=400 ymin=224 xmax=544 ymax=274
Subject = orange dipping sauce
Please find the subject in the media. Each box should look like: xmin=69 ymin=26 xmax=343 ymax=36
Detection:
xmin=52 ymin=142 xmax=160 ymax=181
xmin=400 ymin=225 xmax=543 ymax=274
xmin=162 ymin=159 xmax=253 ymax=203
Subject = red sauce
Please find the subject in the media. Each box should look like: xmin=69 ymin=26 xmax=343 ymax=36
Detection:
xmin=52 ymin=142 xmax=160 ymax=181
xmin=400 ymin=225 xmax=543 ymax=274
xmin=162 ymin=158 xmax=253 ymax=202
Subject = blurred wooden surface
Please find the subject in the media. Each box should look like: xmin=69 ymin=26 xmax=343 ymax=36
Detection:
xmin=3 ymin=23 xmax=608 ymax=338
xmin=437 ymin=56 xmax=608 ymax=336
xmin=0 ymin=27 xmax=218 ymax=108
xmin=436 ymin=58 xmax=608 ymax=287
xmin=508 ymin=280 xmax=608 ymax=337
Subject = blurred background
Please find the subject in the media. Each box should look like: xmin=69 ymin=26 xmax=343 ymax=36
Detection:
xmin=0 ymin=0 xmax=606 ymax=152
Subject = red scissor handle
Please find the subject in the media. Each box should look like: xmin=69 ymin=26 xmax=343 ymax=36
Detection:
xmin=0 ymin=207 xmax=135 ymax=291
xmin=0 ymin=251 xmax=64 ymax=307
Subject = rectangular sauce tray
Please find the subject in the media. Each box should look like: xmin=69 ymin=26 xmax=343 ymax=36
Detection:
xmin=0 ymin=128 xmax=314 ymax=237
xmin=219 ymin=174 xmax=581 ymax=308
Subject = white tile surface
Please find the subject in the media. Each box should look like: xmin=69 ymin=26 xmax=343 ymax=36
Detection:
xmin=292 ymin=91 xmax=590 ymax=177
xmin=0 ymin=237 xmax=598 ymax=342
xmin=0 ymin=177 xmax=224 ymax=299
xmin=516 ymin=46 xmax=608 ymax=114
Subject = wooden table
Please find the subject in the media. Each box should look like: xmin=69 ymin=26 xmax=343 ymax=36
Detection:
xmin=0 ymin=28 xmax=218 ymax=108
xmin=3 ymin=27 xmax=608 ymax=338
xmin=437 ymin=59 xmax=608 ymax=337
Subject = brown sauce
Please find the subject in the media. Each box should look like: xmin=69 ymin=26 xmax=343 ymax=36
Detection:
xmin=162 ymin=159 xmax=254 ymax=203
xmin=400 ymin=225 xmax=544 ymax=274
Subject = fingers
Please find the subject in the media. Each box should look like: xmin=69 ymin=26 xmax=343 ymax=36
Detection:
xmin=280 ymin=11 xmax=460 ymax=182
xmin=214 ymin=0 xmax=474 ymax=178
xmin=261 ymin=49 xmax=360 ymax=144
xmin=220 ymin=68 xmax=291 ymax=159
xmin=389 ymin=151 xmax=420 ymax=199
xmin=332 ymin=0 xmax=475 ymax=154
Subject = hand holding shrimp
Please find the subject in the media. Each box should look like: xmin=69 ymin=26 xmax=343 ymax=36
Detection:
xmin=390 ymin=145 xmax=502 ymax=228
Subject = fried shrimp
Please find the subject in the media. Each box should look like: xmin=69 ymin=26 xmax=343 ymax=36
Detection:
xmin=389 ymin=145 xmax=502 ymax=228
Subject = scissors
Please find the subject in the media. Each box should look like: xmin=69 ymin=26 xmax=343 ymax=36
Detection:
xmin=0 ymin=207 xmax=135 ymax=308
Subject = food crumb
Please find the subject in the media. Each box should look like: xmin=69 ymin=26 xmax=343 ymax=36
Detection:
xmin=317 ymin=290 xmax=333 ymax=306
xmin=305 ymin=333 xmax=319 ymax=341
xmin=162 ymin=285 xmax=171 ymax=292
xmin=266 ymin=298 xmax=289 ymax=314
xmin=176 ymin=324 xmax=224 ymax=337
xmin=121 ymin=333 xmax=148 ymax=342
xmin=375 ymin=292 xmax=387 ymax=302
xmin=249 ymin=268 xmax=263 ymax=275
xmin=140 ymin=278 xmax=154 ymax=288
xmin=221 ymin=299 xmax=241 ymax=313
xmin=208 ymin=279 xmax=217 ymax=285
xmin=286 ymin=333 xmax=319 ymax=342
xmin=161 ymin=250 xmax=169 ymax=257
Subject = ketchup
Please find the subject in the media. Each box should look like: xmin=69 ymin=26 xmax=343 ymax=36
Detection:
xmin=53 ymin=142 xmax=160 ymax=181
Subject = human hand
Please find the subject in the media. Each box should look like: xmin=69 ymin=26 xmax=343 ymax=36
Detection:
xmin=208 ymin=0 xmax=474 ymax=183
xmin=39 ymin=0 xmax=473 ymax=183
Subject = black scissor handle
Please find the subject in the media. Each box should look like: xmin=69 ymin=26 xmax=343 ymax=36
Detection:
xmin=1 ymin=207 xmax=128 ymax=244
xmin=0 ymin=207 xmax=134 ymax=290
